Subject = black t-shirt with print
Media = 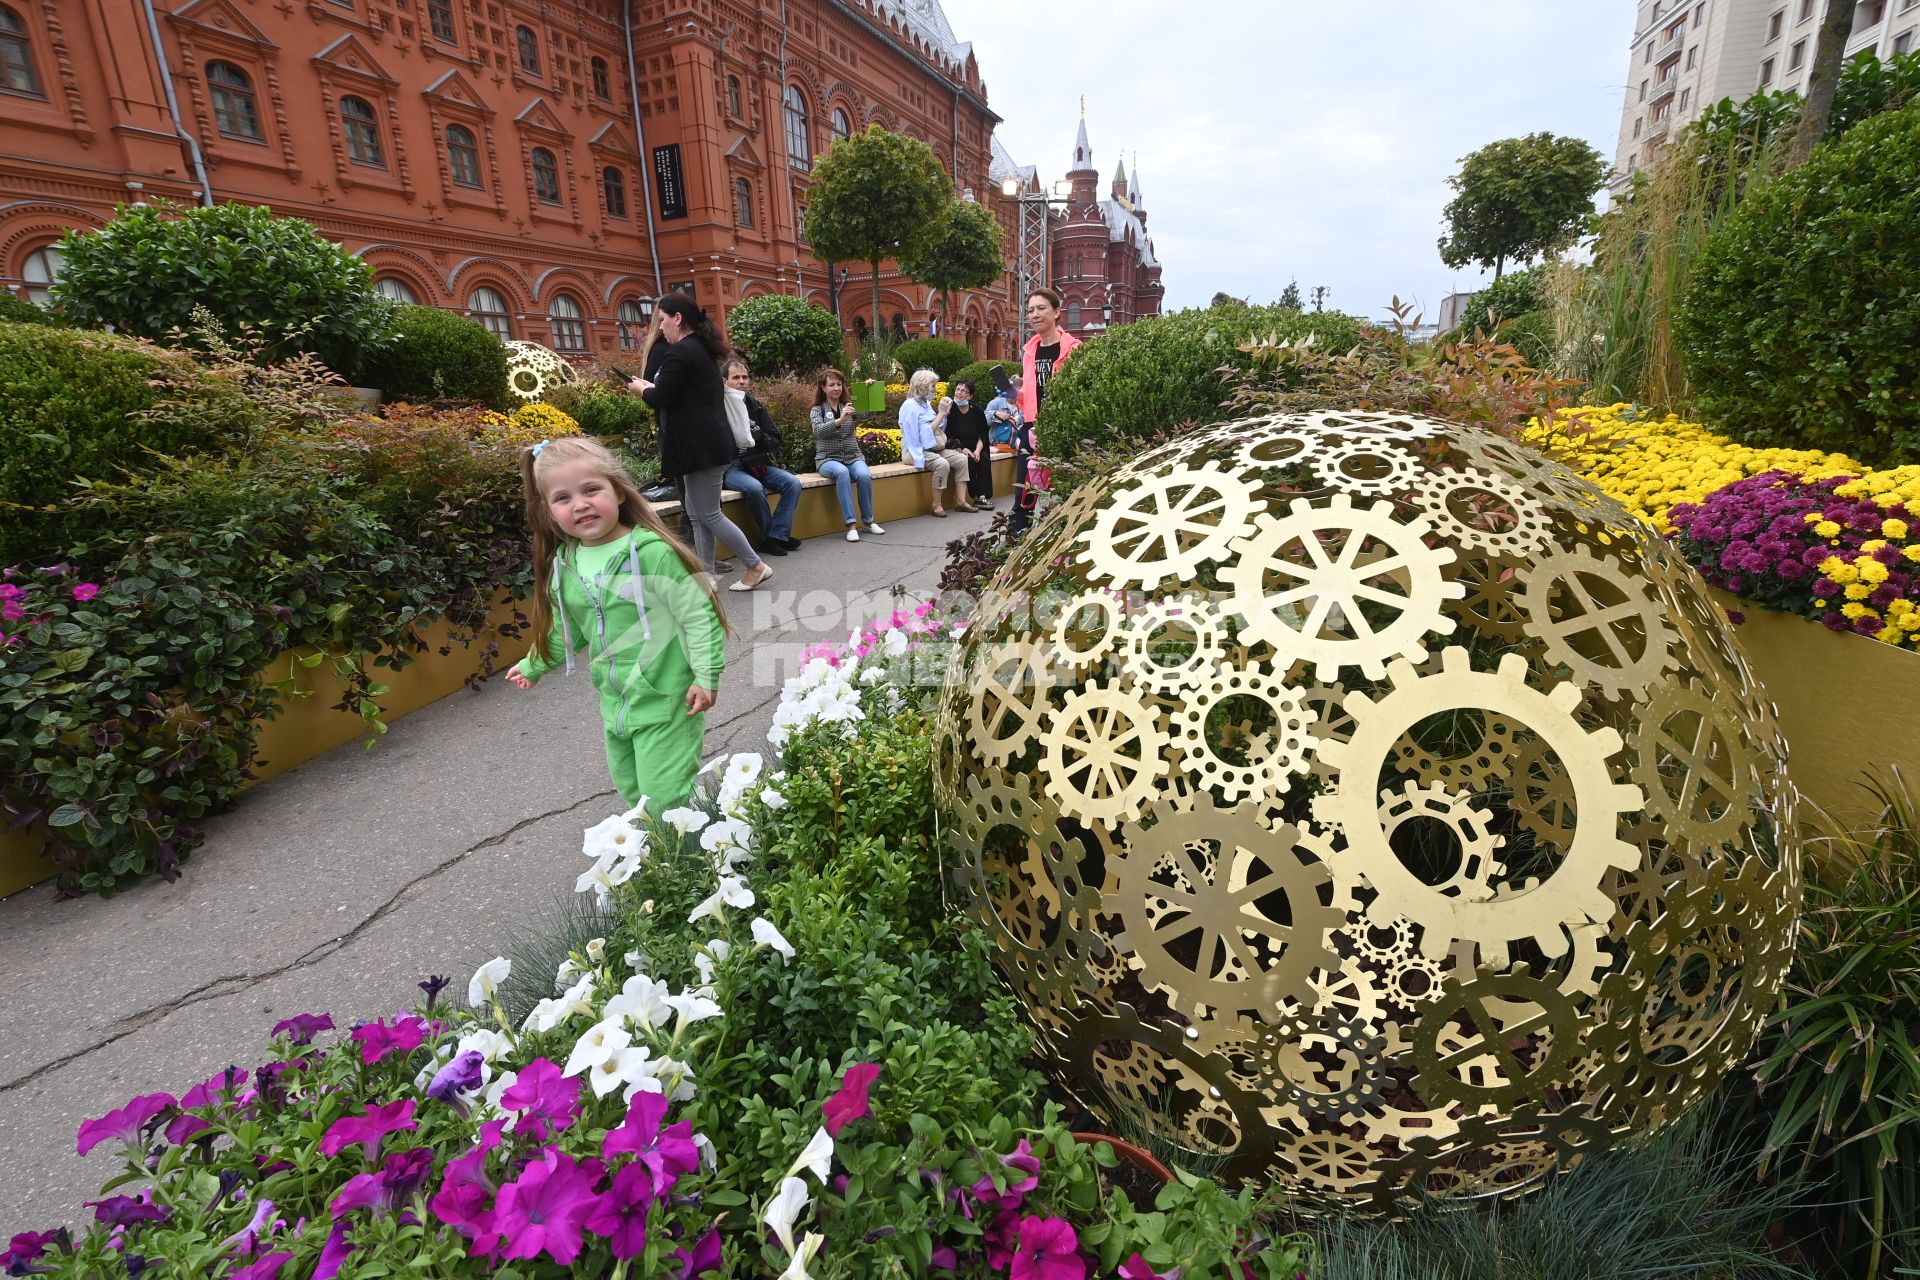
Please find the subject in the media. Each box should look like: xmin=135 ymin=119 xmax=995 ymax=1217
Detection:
xmin=1033 ymin=341 xmax=1062 ymax=410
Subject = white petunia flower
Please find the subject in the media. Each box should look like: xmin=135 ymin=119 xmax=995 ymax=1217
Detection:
xmin=664 ymin=989 xmax=723 ymax=1030
xmin=760 ymin=787 xmax=788 ymax=810
xmin=860 ymin=664 xmax=890 ymax=685
xmin=554 ymin=957 xmax=583 ymax=993
xmin=582 ymin=813 xmax=646 ymax=862
xmin=693 ymin=1132 xmax=717 ymax=1170
xmin=467 ymin=956 xmax=510 ymax=1010
xmin=687 ymin=874 xmax=754 ymax=923
xmin=750 ymin=916 xmax=795 ymax=964
xmin=575 ymin=854 xmax=618 ymax=903
xmin=585 ymin=937 xmax=606 ymax=965
xmin=563 ymin=1018 xmax=632 ymax=1078
xmin=881 ymin=627 xmax=909 ymax=656
xmin=456 ymin=1028 xmax=515 ymax=1065
xmin=762 ymin=1176 xmax=811 ymax=1256
xmin=661 ymin=806 xmax=711 ymax=836
xmin=786 ymin=1125 xmax=834 ymax=1183
xmin=653 ymin=1055 xmax=698 ymax=1102
xmin=523 ymin=973 xmax=596 ymax=1033
xmin=621 ymin=795 xmax=652 ymax=823
xmin=700 ymin=817 xmax=753 ymax=857
xmin=588 ymin=1043 xmax=654 ymax=1098
xmin=621 ymin=1074 xmax=665 ymax=1103
xmin=604 ymin=973 xmax=674 ymax=1032
xmin=480 ymin=1068 xmax=518 ymax=1117
xmin=778 ymin=1233 xmax=825 ymax=1278
xmin=693 ymin=938 xmax=732 ymax=988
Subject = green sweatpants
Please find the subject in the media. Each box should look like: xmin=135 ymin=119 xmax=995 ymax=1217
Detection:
xmin=604 ymin=712 xmax=706 ymax=813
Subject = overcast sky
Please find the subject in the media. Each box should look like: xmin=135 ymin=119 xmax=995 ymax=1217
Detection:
xmin=957 ymin=1 xmax=1635 ymax=321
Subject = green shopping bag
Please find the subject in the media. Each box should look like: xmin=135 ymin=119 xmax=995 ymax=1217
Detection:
xmin=851 ymin=379 xmax=888 ymax=414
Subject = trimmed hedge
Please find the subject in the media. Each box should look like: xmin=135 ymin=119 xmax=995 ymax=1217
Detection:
xmin=353 ymin=304 xmax=511 ymax=409
xmin=1452 ymin=268 xmax=1543 ymax=337
xmin=0 ymin=323 xmax=247 ymax=565
xmin=951 ymin=358 xmax=1018 ymax=396
xmin=1678 ymin=103 xmax=1920 ymax=464
xmin=1039 ymin=306 xmax=1366 ymax=462
xmin=726 ymin=294 xmax=846 ymax=377
xmin=0 ymin=292 xmax=67 ymax=328
xmin=894 ymin=337 xmax=973 ymax=380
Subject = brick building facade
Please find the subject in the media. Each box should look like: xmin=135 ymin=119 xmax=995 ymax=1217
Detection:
xmin=0 ymin=0 xmax=1020 ymax=358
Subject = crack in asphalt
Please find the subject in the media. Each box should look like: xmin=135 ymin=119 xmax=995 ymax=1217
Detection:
xmin=0 ymin=792 xmax=611 ymax=1096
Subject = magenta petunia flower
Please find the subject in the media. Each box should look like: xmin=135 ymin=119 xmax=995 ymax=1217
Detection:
xmin=670 ymin=1229 xmax=724 ymax=1277
xmin=217 ymin=1197 xmax=280 ymax=1255
xmin=583 ymin=1162 xmax=653 ymax=1259
xmin=85 ymin=1194 xmax=169 ymax=1227
xmin=332 ymin=1147 xmax=436 ymax=1218
xmin=317 ymin=1099 xmax=417 ymax=1163
xmin=929 ymin=1243 xmax=959 ymax=1271
xmin=70 ymin=583 xmax=100 ymax=603
xmin=350 ymin=1015 xmax=427 ymax=1066
xmin=312 ymin=1224 xmax=353 ymax=1280
xmin=270 ymin=1013 xmax=334 ymax=1046
xmin=501 ymin=1058 xmax=581 ymax=1141
xmin=602 ymin=1090 xmax=698 ymax=1192
xmin=228 ymin=1251 xmax=293 ymax=1280
xmin=998 ymin=1138 xmax=1041 ymax=1195
xmin=1009 ymin=1215 xmax=1085 ymax=1280
xmin=822 ymin=1062 xmax=881 ymax=1136
xmin=76 ymin=1093 xmax=176 ymax=1156
xmin=492 ymin=1149 xmax=606 ymax=1266
xmin=1119 ymin=1253 xmax=1172 ymax=1280
xmin=2 ymin=1229 xmax=70 ymax=1270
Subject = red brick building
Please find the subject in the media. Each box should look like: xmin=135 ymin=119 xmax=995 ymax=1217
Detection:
xmin=0 ymin=0 xmax=1020 ymax=357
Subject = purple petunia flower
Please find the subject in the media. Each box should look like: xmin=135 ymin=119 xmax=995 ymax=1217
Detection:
xmin=70 ymin=583 xmax=100 ymax=603
xmin=269 ymin=1013 xmax=333 ymax=1046
xmin=331 ymin=1147 xmax=436 ymax=1219
xmin=669 ymin=1228 xmax=724 ymax=1278
xmin=417 ymin=976 xmax=453 ymax=1012
xmin=427 ymin=1119 xmax=507 ymax=1253
xmin=602 ymin=1091 xmax=698 ymax=1194
xmin=317 ymin=1099 xmax=417 ymax=1164
xmin=76 ymin=1094 xmax=176 ymax=1157
xmin=85 ymin=1195 xmax=169 ymax=1228
xmin=427 ymin=1051 xmax=486 ymax=1113
xmin=311 ymin=1224 xmax=353 ymax=1280
xmin=3 ymin=1229 xmax=70 ymax=1272
xmin=216 ymin=1198 xmax=280 ymax=1257
xmin=584 ymin=1162 xmax=653 ymax=1260
xmin=227 ymin=1252 xmax=292 ymax=1280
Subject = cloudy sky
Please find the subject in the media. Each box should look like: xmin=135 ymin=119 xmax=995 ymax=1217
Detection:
xmin=956 ymin=1 xmax=1634 ymax=321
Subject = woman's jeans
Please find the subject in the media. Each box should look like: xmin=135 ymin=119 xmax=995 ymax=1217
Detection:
xmin=723 ymin=464 xmax=802 ymax=542
xmin=682 ymin=463 xmax=760 ymax=572
xmin=818 ymin=458 xmax=875 ymax=524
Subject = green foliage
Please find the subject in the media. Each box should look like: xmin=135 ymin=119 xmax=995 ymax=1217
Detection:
xmin=1438 ymin=132 xmax=1609 ymax=278
xmin=1740 ymin=771 xmax=1920 ymax=1277
xmin=1677 ymin=103 xmax=1920 ymax=463
xmin=893 ymin=336 xmax=973 ymax=380
xmin=1 ymin=404 xmax=531 ymax=893
xmin=545 ymin=380 xmax=655 ymax=459
xmin=803 ymin=127 xmax=951 ymax=330
xmin=951 ymin=356 xmax=1016 ymax=395
xmin=724 ymin=293 xmax=846 ymax=378
xmin=901 ymin=195 xmax=1006 ymax=318
xmin=1040 ymin=305 xmax=1365 ymax=463
xmin=1309 ymin=1107 xmax=1799 ymax=1280
xmin=1276 ymin=280 xmax=1303 ymax=311
xmin=350 ymin=304 xmax=510 ymax=408
xmin=0 ymin=323 xmax=252 ymax=565
xmin=51 ymin=201 xmax=395 ymax=370
xmin=0 ymin=291 xmax=68 ymax=327
xmin=1452 ymin=266 xmax=1544 ymax=336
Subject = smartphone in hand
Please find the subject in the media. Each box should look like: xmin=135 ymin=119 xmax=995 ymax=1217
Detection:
xmin=988 ymin=364 xmax=1015 ymax=397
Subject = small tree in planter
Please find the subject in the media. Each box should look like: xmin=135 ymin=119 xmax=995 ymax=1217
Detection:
xmin=52 ymin=201 xmax=394 ymax=372
xmin=725 ymin=294 xmax=845 ymax=377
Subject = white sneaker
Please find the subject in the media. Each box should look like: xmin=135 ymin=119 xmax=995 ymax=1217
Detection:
xmin=846 ymin=528 xmax=861 ymax=542
xmin=865 ymin=522 xmax=886 ymax=534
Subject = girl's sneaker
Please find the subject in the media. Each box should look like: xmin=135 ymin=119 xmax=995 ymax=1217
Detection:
xmin=846 ymin=528 xmax=861 ymax=542
xmin=865 ymin=522 xmax=886 ymax=534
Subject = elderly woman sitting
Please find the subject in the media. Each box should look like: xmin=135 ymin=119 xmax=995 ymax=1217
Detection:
xmin=897 ymin=367 xmax=978 ymax=517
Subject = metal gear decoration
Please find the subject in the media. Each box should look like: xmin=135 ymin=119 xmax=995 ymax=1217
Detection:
xmin=930 ymin=409 xmax=1801 ymax=1214
xmin=503 ymin=340 xmax=580 ymax=402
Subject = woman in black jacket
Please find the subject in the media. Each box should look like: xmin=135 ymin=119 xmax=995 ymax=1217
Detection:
xmin=631 ymin=293 xmax=770 ymax=590
xmin=944 ymin=378 xmax=995 ymax=509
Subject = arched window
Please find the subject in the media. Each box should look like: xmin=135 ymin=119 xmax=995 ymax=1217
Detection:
xmin=548 ymin=294 xmax=586 ymax=352
xmin=21 ymin=244 xmax=62 ymax=306
xmin=374 ymin=276 xmax=418 ymax=304
xmin=530 ymin=147 xmax=562 ymax=204
xmin=732 ymin=177 xmax=754 ymax=227
xmin=782 ymin=85 xmax=810 ymax=171
xmin=206 ymin=61 xmax=262 ymax=140
xmin=591 ymin=57 xmax=611 ymax=100
xmin=515 ymin=25 xmax=540 ymax=76
xmin=467 ymin=285 xmax=511 ymax=339
xmin=1066 ymin=301 xmax=1081 ymax=330
xmin=426 ymin=0 xmax=456 ymax=44
xmin=890 ymin=312 xmax=906 ymax=339
xmin=0 ymin=3 xmax=41 ymax=97
xmin=340 ymin=95 xmax=384 ymax=166
xmin=445 ymin=124 xmax=482 ymax=187
xmin=602 ymin=166 xmax=627 ymax=218
xmin=830 ymin=108 xmax=851 ymax=142
xmin=725 ymin=75 xmax=742 ymax=118
xmin=617 ymin=299 xmax=650 ymax=351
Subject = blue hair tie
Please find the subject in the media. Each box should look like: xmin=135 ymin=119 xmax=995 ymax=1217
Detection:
xmin=531 ymin=439 xmax=549 ymax=458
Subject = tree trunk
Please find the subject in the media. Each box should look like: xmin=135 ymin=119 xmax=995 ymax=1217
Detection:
xmin=1493 ymin=253 xmax=1505 ymax=281
xmin=870 ymin=257 xmax=883 ymax=334
xmin=1789 ymin=0 xmax=1857 ymax=166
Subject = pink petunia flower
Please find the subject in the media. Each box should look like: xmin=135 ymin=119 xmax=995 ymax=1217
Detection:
xmin=500 ymin=1059 xmax=581 ymax=1141
xmin=228 ymin=1253 xmax=294 ymax=1280
xmin=350 ymin=1015 xmax=427 ymax=1066
xmin=71 ymin=583 xmax=100 ymax=603
xmin=583 ymin=1162 xmax=654 ymax=1259
xmin=602 ymin=1090 xmax=698 ymax=1193
xmin=1009 ymin=1215 xmax=1085 ymax=1280
xmin=76 ymin=1093 xmax=176 ymax=1156
xmin=428 ymin=1122 xmax=507 ymax=1255
xmin=317 ymin=1099 xmax=417 ymax=1163
xmin=671 ymin=1229 xmax=724 ymax=1276
xmin=492 ymin=1149 xmax=606 ymax=1265
xmin=822 ymin=1062 xmax=880 ymax=1137
xmin=1119 ymin=1253 xmax=1175 ymax=1280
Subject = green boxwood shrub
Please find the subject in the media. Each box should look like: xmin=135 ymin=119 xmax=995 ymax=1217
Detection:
xmin=1040 ymin=306 xmax=1366 ymax=461
xmin=894 ymin=337 xmax=973 ymax=380
xmin=51 ymin=201 xmax=394 ymax=371
xmin=351 ymin=304 xmax=510 ymax=409
xmin=1452 ymin=267 xmax=1543 ymax=337
xmin=1677 ymin=104 xmax=1920 ymax=464
xmin=725 ymin=293 xmax=846 ymax=377
xmin=0 ymin=292 xmax=68 ymax=327
xmin=951 ymin=357 xmax=1017 ymax=396
xmin=0 ymin=323 xmax=247 ymax=565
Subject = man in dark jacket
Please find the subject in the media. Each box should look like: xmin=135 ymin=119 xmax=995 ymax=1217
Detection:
xmin=722 ymin=359 xmax=804 ymax=554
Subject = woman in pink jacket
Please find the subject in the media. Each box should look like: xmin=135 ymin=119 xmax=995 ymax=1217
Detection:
xmin=1007 ymin=288 xmax=1083 ymax=537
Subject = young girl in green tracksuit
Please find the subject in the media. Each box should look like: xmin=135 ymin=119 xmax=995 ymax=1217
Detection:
xmin=506 ymin=435 xmax=730 ymax=814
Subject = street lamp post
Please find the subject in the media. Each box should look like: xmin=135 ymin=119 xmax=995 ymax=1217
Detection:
xmin=1000 ymin=176 xmax=1074 ymax=350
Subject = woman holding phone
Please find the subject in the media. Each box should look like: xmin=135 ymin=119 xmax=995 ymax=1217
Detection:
xmin=810 ymin=368 xmax=883 ymax=541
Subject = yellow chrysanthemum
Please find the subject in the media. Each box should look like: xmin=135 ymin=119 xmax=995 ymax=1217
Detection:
xmin=1813 ymin=520 xmax=1842 ymax=539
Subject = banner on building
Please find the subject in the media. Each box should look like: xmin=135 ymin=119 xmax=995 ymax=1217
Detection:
xmin=653 ymin=144 xmax=687 ymax=220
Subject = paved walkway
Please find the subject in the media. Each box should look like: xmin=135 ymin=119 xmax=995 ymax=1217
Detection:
xmin=0 ymin=514 xmax=964 ymax=1233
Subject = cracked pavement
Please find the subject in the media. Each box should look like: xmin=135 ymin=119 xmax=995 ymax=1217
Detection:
xmin=0 ymin=513 xmax=959 ymax=1232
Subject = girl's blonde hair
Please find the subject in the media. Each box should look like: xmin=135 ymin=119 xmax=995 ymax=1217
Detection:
xmin=909 ymin=368 xmax=939 ymax=398
xmin=519 ymin=436 xmax=733 ymax=665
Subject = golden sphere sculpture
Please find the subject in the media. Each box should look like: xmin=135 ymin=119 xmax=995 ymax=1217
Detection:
xmin=932 ymin=410 xmax=1801 ymax=1213
xmin=504 ymin=340 xmax=580 ymax=403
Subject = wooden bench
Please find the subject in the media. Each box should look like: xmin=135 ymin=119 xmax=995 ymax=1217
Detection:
xmin=651 ymin=456 xmax=1018 ymax=541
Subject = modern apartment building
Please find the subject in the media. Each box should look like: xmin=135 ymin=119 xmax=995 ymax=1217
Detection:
xmin=1613 ymin=0 xmax=1918 ymax=188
